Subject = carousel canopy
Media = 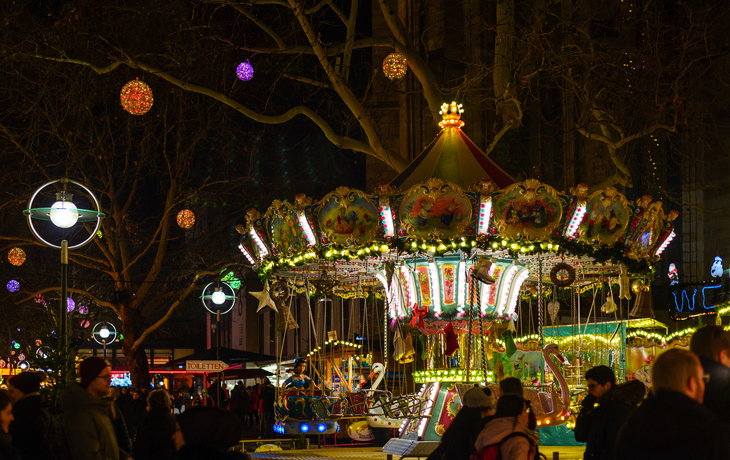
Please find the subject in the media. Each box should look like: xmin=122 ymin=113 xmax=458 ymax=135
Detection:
xmin=390 ymin=102 xmax=515 ymax=190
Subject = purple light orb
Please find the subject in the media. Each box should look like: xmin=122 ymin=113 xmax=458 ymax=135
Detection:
xmin=236 ymin=61 xmax=254 ymax=81
xmin=79 ymin=305 xmax=89 ymax=315
xmin=6 ymin=280 xmax=19 ymax=293
xmin=67 ymin=298 xmax=76 ymax=312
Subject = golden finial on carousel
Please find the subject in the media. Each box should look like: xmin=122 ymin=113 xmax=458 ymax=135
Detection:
xmin=438 ymin=101 xmax=465 ymax=129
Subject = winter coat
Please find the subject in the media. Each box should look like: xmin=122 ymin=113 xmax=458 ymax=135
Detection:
xmin=0 ymin=430 xmax=22 ymax=460
xmin=474 ymin=417 xmax=537 ymax=460
xmin=248 ymin=391 xmax=258 ymax=411
xmin=60 ymin=382 xmax=128 ymax=460
xmin=111 ymin=403 xmax=132 ymax=454
xmin=261 ymin=384 xmax=276 ymax=412
xmin=574 ymin=379 xmax=645 ymax=460
xmin=617 ymin=391 xmax=730 ymax=460
xmin=699 ymin=356 xmax=730 ymax=422
xmin=9 ymin=393 xmax=62 ymax=460
xmin=133 ymin=407 xmax=177 ymax=460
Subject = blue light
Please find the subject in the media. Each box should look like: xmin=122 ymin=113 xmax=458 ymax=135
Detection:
xmin=300 ymin=424 xmax=310 ymax=433
xmin=317 ymin=424 xmax=326 ymax=432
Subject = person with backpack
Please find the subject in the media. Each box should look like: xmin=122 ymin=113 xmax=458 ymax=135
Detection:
xmin=427 ymin=385 xmax=494 ymax=460
xmin=473 ymin=395 xmax=537 ymax=460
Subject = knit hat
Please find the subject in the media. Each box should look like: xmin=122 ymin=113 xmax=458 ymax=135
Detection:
xmin=79 ymin=357 xmax=110 ymax=388
xmin=462 ymin=385 xmax=494 ymax=408
xmin=8 ymin=371 xmax=46 ymax=394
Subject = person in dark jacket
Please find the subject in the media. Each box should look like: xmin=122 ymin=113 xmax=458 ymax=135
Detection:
xmin=260 ymin=378 xmax=276 ymax=438
xmin=427 ymin=385 xmax=494 ymax=460
xmin=574 ymin=376 xmax=645 ymax=460
xmin=617 ymin=348 xmax=730 ymax=460
xmin=689 ymin=325 xmax=730 ymax=422
xmin=60 ymin=357 xmax=130 ymax=460
xmin=174 ymin=406 xmax=248 ymax=460
xmin=110 ymin=387 xmax=133 ymax=454
xmin=134 ymin=389 xmax=177 ymax=460
xmin=7 ymin=371 xmax=62 ymax=460
xmin=0 ymin=389 xmax=22 ymax=460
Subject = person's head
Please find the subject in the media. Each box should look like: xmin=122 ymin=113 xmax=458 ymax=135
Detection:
xmin=8 ymin=371 xmax=46 ymax=402
xmin=175 ymin=406 xmax=243 ymax=452
xmin=0 ymin=390 xmax=13 ymax=434
xmin=652 ymin=349 xmax=706 ymax=403
xmin=495 ymin=394 xmax=528 ymax=427
xmin=499 ymin=377 xmax=524 ymax=398
xmin=461 ymin=385 xmax=493 ymax=416
xmin=293 ymin=358 xmax=307 ymax=375
xmin=585 ymin=365 xmax=616 ymax=398
xmin=121 ymin=387 xmax=128 ymax=395
xmin=132 ymin=391 xmax=141 ymax=400
xmin=147 ymin=389 xmax=172 ymax=411
xmin=690 ymin=325 xmax=730 ymax=367
xmin=79 ymin=357 xmax=111 ymax=399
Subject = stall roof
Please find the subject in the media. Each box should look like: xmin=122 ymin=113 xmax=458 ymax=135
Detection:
xmin=151 ymin=347 xmax=276 ymax=372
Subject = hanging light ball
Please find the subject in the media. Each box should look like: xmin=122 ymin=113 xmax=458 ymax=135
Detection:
xmin=236 ymin=61 xmax=254 ymax=81
xmin=67 ymin=298 xmax=76 ymax=312
xmin=631 ymin=280 xmax=643 ymax=295
xmin=8 ymin=248 xmax=26 ymax=266
xmin=6 ymin=280 xmax=19 ymax=293
xmin=177 ymin=209 xmax=196 ymax=229
xmin=120 ymin=78 xmax=154 ymax=115
xmin=382 ymin=52 xmax=408 ymax=80
xmin=79 ymin=305 xmax=89 ymax=315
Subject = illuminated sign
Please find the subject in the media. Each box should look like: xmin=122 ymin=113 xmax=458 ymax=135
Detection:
xmin=670 ymin=280 xmax=729 ymax=320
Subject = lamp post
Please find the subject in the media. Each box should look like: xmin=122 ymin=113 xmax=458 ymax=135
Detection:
xmin=200 ymin=282 xmax=236 ymax=407
xmin=24 ymin=178 xmax=105 ymax=379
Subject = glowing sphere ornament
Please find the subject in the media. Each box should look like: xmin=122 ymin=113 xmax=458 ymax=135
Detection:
xmin=67 ymin=298 xmax=76 ymax=312
xmin=382 ymin=52 xmax=408 ymax=80
xmin=6 ymin=280 xmax=19 ymax=293
xmin=236 ymin=61 xmax=254 ymax=81
xmin=50 ymin=199 xmax=79 ymax=228
xmin=177 ymin=209 xmax=196 ymax=229
xmin=120 ymin=78 xmax=154 ymax=115
xmin=79 ymin=305 xmax=89 ymax=315
xmin=8 ymin=247 xmax=26 ymax=266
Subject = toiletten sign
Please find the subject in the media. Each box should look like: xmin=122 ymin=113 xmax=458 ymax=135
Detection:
xmin=186 ymin=360 xmax=228 ymax=372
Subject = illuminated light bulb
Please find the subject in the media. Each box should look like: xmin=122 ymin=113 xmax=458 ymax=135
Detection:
xmin=211 ymin=289 xmax=226 ymax=305
xmin=50 ymin=199 xmax=79 ymax=228
xmin=99 ymin=327 xmax=110 ymax=339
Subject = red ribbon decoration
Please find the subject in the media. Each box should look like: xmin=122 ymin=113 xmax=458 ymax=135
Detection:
xmin=409 ymin=303 xmax=428 ymax=329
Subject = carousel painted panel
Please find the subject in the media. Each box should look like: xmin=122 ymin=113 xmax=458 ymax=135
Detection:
xmin=433 ymin=384 xmax=462 ymax=437
xmin=414 ymin=266 xmax=433 ymax=307
xmin=626 ymin=199 xmax=664 ymax=258
xmin=493 ymin=180 xmax=563 ymax=241
xmin=316 ymin=187 xmax=380 ymax=246
xmin=623 ymin=195 xmax=653 ymax=245
xmin=577 ymin=188 xmax=630 ymax=246
xmin=244 ymin=209 xmax=271 ymax=262
xmin=265 ymin=201 xmax=310 ymax=255
xmin=397 ymin=179 xmax=473 ymax=240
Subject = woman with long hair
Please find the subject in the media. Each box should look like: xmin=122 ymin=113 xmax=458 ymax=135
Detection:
xmin=474 ymin=395 xmax=537 ymax=460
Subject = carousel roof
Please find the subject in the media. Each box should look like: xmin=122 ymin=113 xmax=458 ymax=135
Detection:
xmin=390 ymin=102 xmax=515 ymax=190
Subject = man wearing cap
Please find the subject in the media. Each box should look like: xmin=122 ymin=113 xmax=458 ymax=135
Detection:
xmin=60 ymin=357 xmax=130 ymax=460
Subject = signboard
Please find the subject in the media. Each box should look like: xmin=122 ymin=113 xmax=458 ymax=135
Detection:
xmin=0 ymin=369 xmax=20 ymax=376
xmin=186 ymin=360 xmax=228 ymax=372
xmin=669 ymin=279 xmax=730 ymax=320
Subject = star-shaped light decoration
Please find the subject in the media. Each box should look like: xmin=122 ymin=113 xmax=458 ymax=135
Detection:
xmin=251 ymin=281 xmax=278 ymax=313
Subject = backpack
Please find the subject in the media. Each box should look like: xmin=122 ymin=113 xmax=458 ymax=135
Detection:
xmin=470 ymin=432 xmax=531 ymax=460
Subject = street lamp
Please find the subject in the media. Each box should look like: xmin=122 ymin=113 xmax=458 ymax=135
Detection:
xmin=200 ymin=281 xmax=236 ymax=407
xmin=24 ymin=178 xmax=105 ymax=378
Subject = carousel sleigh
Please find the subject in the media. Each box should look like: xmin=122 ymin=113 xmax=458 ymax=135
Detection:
xmin=273 ymin=387 xmax=339 ymax=435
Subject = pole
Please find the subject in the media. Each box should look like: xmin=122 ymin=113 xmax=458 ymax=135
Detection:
xmin=217 ymin=311 xmax=221 ymax=408
xmin=61 ymin=240 xmax=69 ymax=381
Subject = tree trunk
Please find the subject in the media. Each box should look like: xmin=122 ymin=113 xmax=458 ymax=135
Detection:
xmin=121 ymin=307 xmax=151 ymax=391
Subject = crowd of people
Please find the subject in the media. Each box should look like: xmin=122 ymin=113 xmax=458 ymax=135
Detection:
xmin=4 ymin=325 xmax=730 ymax=460
xmin=429 ymin=324 xmax=730 ymax=460
xmin=0 ymin=356 xmax=281 ymax=460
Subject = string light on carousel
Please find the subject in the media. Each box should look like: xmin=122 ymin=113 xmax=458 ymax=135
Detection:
xmin=234 ymin=103 xmax=679 ymax=441
xmin=382 ymin=52 xmax=408 ymax=80
xmin=120 ymin=78 xmax=154 ymax=115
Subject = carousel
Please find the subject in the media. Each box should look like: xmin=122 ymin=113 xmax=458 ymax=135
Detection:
xmin=237 ymin=102 xmax=678 ymax=442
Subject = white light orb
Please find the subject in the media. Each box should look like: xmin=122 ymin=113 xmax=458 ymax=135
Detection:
xmin=211 ymin=290 xmax=226 ymax=305
xmin=49 ymin=201 xmax=79 ymax=228
xmin=99 ymin=327 xmax=110 ymax=339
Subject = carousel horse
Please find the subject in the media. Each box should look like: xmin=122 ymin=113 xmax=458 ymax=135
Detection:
xmin=488 ymin=342 xmax=571 ymax=426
